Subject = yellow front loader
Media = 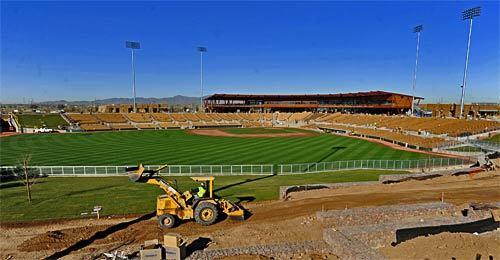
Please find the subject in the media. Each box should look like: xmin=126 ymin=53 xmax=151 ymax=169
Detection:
xmin=126 ymin=164 xmax=245 ymax=228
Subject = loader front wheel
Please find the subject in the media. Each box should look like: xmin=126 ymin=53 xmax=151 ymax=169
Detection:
xmin=194 ymin=202 xmax=218 ymax=226
xmin=158 ymin=214 xmax=176 ymax=228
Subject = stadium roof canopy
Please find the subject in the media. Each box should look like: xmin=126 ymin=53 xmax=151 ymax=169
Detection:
xmin=205 ymin=91 xmax=424 ymax=101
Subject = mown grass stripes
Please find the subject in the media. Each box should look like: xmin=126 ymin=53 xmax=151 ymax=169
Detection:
xmin=0 ymin=129 xmax=433 ymax=166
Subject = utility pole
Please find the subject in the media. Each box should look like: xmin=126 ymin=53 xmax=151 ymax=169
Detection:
xmin=197 ymin=47 xmax=207 ymax=112
xmin=411 ymin=25 xmax=423 ymax=116
xmin=459 ymin=7 xmax=481 ymax=119
xmin=126 ymin=41 xmax=141 ymax=113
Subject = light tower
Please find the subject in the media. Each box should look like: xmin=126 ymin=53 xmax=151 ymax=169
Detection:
xmin=411 ymin=25 xmax=423 ymax=116
xmin=198 ymin=46 xmax=207 ymax=112
xmin=126 ymin=41 xmax=141 ymax=113
xmin=459 ymin=7 xmax=481 ymax=119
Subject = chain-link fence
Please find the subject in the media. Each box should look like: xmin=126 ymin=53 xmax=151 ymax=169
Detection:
xmin=468 ymin=140 xmax=500 ymax=151
xmin=435 ymin=139 xmax=499 ymax=156
xmin=277 ymin=157 xmax=473 ymax=174
xmin=0 ymin=164 xmax=274 ymax=176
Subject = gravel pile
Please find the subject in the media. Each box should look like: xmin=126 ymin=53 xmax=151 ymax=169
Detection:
xmin=318 ymin=202 xmax=496 ymax=257
xmin=187 ymin=240 xmax=333 ymax=259
xmin=379 ymin=172 xmax=445 ymax=183
xmin=343 ymin=215 xmax=491 ymax=248
xmin=323 ymin=228 xmax=386 ymax=260
xmin=317 ymin=202 xmax=458 ymax=227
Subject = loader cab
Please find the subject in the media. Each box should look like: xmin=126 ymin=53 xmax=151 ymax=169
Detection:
xmin=190 ymin=176 xmax=214 ymax=198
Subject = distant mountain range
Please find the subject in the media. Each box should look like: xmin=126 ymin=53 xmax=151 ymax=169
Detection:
xmin=38 ymin=95 xmax=201 ymax=106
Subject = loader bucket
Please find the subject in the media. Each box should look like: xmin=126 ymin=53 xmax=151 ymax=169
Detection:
xmin=227 ymin=208 xmax=245 ymax=221
xmin=127 ymin=164 xmax=145 ymax=182
xmin=219 ymin=199 xmax=245 ymax=221
xmin=127 ymin=164 xmax=168 ymax=182
xmin=492 ymin=209 xmax=500 ymax=222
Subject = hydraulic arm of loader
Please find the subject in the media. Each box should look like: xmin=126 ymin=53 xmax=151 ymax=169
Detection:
xmin=127 ymin=164 xmax=167 ymax=182
xmin=127 ymin=164 xmax=182 ymax=197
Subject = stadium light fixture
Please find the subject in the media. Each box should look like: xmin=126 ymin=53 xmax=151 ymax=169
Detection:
xmin=126 ymin=41 xmax=141 ymax=113
xmin=413 ymin=25 xmax=423 ymax=33
xmin=459 ymin=7 xmax=481 ymax=119
xmin=411 ymin=25 xmax=423 ymax=116
xmin=198 ymin=47 xmax=208 ymax=112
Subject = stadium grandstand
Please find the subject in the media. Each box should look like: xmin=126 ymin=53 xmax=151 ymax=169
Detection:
xmin=203 ymin=91 xmax=422 ymax=114
xmin=63 ymin=111 xmax=499 ymax=144
xmin=98 ymin=103 xmax=168 ymax=113
xmin=420 ymin=103 xmax=500 ymax=118
xmin=6 ymin=89 xmax=499 ymax=152
xmin=6 ymin=109 xmax=499 ymax=151
xmin=312 ymin=113 xmax=499 ymax=137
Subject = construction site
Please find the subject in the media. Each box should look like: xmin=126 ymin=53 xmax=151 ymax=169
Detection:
xmin=2 ymin=1 xmax=500 ymax=259
xmin=1 ymin=110 xmax=500 ymax=259
xmin=1 ymin=96 xmax=500 ymax=260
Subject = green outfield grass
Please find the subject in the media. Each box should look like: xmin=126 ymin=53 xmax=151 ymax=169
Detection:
xmin=488 ymin=134 xmax=500 ymax=142
xmin=0 ymin=170 xmax=408 ymax=222
xmin=0 ymin=129 xmax=434 ymax=166
xmin=16 ymin=114 xmax=69 ymax=128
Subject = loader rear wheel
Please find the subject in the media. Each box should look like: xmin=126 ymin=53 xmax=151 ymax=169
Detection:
xmin=158 ymin=214 xmax=176 ymax=228
xmin=194 ymin=202 xmax=218 ymax=226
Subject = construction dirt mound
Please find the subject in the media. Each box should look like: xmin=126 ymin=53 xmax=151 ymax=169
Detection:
xmin=19 ymin=225 xmax=123 ymax=252
xmin=381 ymin=232 xmax=500 ymax=259
xmin=18 ymin=219 xmax=165 ymax=253
xmin=220 ymin=252 xmax=340 ymax=260
xmin=286 ymin=171 xmax=499 ymax=202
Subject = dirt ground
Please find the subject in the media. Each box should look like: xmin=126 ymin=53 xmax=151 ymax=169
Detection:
xmin=221 ymin=252 xmax=339 ymax=260
xmin=1 ymin=171 xmax=499 ymax=259
xmin=187 ymin=129 xmax=317 ymax=138
xmin=381 ymin=231 xmax=500 ymax=259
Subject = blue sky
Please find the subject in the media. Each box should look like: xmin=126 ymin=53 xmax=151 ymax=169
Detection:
xmin=1 ymin=1 xmax=498 ymax=103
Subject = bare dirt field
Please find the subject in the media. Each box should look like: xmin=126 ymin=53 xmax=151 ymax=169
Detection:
xmin=381 ymin=232 xmax=500 ymax=260
xmin=187 ymin=129 xmax=317 ymax=138
xmin=1 ymin=171 xmax=499 ymax=259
